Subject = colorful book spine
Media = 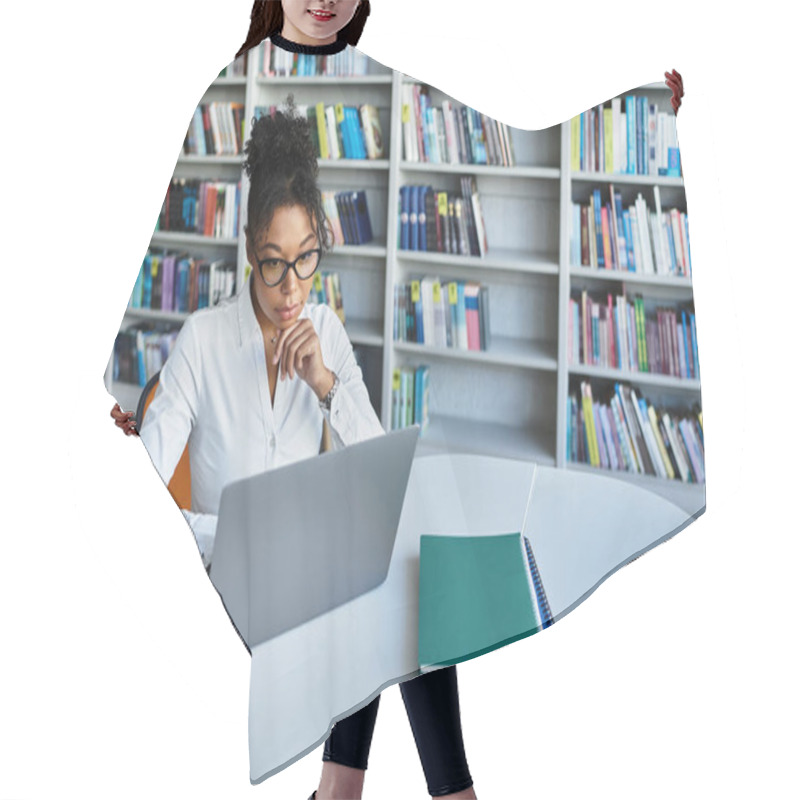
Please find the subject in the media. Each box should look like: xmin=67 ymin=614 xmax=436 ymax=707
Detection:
xmin=395 ymin=278 xmax=488 ymax=352
xmin=571 ymin=291 xmax=696 ymax=381
xmin=390 ymin=365 xmax=431 ymax=432
xmin=567 ymin=381 xmax=704 ymax=483
xmin=572 ymin=94 xmax=680 ymax=177
xmin=402 ymin=85 xmax=515 ymax=167
xmin=261 ymin=40 xmax=372 ymax=77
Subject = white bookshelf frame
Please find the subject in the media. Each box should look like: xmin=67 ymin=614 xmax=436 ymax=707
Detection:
xmin=105 ymin=46 xmax=703 ymax=517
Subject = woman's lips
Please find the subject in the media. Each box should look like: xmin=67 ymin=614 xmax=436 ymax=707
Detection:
xmin=277 ymin=304 xmax=300 ymax=320
xmin=307 ymin=9 xmax=335 ymax=22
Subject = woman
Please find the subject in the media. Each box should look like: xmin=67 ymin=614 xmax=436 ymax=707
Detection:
xmin=111 ymin=3 xmax=685 ymax=798
xmin=113 ymin=7 xmax=477 ymax=798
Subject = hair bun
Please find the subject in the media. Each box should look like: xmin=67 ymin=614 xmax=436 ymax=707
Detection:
xmin=244 ymin=93 xmax=318 ymax=184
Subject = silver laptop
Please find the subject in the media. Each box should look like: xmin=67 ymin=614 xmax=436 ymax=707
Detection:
xmin=209 ymin=425 xmax=420 ymax=650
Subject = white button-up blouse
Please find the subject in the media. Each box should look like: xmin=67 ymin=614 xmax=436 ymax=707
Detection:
xmin=139 ymin=277 xmax=386 ymax=566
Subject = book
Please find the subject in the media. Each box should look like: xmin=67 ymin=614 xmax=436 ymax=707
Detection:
xmin=567 ymin=381 xmax=704 ymax=483
xmin=463 ymin=282 xmax=481 ymax=351
xmin=183 ymin=102 xmax=245 ymax=156
xmin=158 ymin=178 xmax=240 ymax=239
xmin=569 ymin=291 xmax=696 ymax=378
xmin=401 ymin=83 xmax=515 ymax=167
xmin=418 ymin=467 xmax=553 ymax=669
xmin=390 ymin=364 xmax=430 ymax=432
xmin=130 ymin=251 xmax=236 ymax=314
xmin=307 ymin=271 xmax=345 ymax=324
xmin=113 ymin=322 xmax=181 ymax=387
xmin=397 ymin=181 xmax=488 ymax=256
xmin=571 ymin=194 xmax=691 ymax=278
xmin=260 ymin=39 xmax=372 ymax=77
xmin=394 ymin=277 xmax=488 ymax=352
xmin=256 ymin=100 xmax=385 ymax=161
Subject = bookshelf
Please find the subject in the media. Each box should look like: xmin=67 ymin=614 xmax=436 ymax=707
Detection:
xmin=106 ymin=44 xmax=703 ymax=518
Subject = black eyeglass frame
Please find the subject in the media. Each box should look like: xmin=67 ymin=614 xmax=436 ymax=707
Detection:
xmin=254 ymin=248 xmax=323 ymax=288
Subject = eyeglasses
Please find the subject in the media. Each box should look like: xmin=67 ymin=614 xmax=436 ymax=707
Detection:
xmin=255 ymin=248 xmax=322 ymax=288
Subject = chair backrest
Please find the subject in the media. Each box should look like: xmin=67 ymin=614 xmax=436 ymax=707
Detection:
xmin=136 ymin=371 xmax=192 ymax=511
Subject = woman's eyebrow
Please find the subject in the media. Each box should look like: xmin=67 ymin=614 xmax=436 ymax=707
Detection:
xmin=260 ymin=232 xmax=317 ymax=254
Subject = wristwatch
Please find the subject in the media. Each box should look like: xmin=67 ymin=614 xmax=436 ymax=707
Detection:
xmin=319 ymin=372 xmax=340 ymax=412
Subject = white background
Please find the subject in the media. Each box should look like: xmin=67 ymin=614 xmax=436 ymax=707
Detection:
xmin=1 ymin=1 xmax=797 ymax=798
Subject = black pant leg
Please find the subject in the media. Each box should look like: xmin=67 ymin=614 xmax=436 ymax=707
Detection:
xmin=399 ymin=665 xmax=474 ymax=797
xmin=322 ymin=693 xmax=381 ymax=770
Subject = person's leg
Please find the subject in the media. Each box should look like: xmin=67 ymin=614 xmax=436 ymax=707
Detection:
xmin=315 ymin=694 xmax=381 ymax=800
xmin=399 ymin=665 xmax=476 ymax=798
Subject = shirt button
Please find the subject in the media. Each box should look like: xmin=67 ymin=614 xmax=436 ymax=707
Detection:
xmin=269 ymin=435 xmax=276 ymax=448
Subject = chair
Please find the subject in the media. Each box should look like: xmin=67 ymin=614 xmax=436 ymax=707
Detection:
xmin=136 ymin=371 xmax=192 ymax=511
xmin=136 ymin=370 xmax=333 ymax=512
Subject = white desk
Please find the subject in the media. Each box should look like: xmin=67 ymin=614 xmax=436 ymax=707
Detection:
xmin=245 ymin=454 xmax=692 ymax=783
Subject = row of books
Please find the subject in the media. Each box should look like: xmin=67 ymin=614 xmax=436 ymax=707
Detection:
xmin=401 ymin=83 xmax=517 ymax=167
xmin=391 ymin=365 xmax=431 ymax=433
xmin=254 ymin=102 xmax=384 ymax=160
xmin=130 ymin=251 xmax=237 ymax=314
xmin=568 ymin=380 xmax=704 ymax=483
xmin=322 ymin=189 xmax=373 ymax=245
xmin=306 ymin=271 xmax=346 ymax=324
xmin=568 ymin=291 xmax=700 ymax=380
xmin=258 ymin=39 xmax=374 ymax=77
xmin=394 ymin=278 xmax=491 ymax=352
xmin=157 ymin=178 xmax=241 ymax=240
xmin=570 ymin=95 xmax=681 ymax=177
xmin=184 ymin=102 xmax=246 ymax=156
xmin=114 ymin=323 xmax=181 ymax=387
xmin=570 ymin=185 xmax=691 ymax=278
xmin=398 ymin=178 xmax=488 ymax=256
xmin=218 ymin=53 xmax=247 ymax=79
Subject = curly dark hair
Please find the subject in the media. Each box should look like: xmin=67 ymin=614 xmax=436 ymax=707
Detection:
xmin=243 ymin=94 xmax=332 ymax=254
xmin=236 ymin=0 xmax=371 ymax=59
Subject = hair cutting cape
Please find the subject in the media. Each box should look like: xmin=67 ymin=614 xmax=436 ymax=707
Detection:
xmin=108 ymin=30 xmax=703 ymax=784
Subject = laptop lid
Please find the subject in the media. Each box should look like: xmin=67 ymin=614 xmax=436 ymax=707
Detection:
xmin=209 ymin=425 xmax=419 ymax=649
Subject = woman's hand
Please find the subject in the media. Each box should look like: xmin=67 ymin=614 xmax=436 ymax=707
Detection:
xmin=273 ymin=319 xmax=335 ymax=400
xmin=665 ymin=68 xmax=684 ymax=115
xmin=111 ymin=402 xmax=139 ymax=436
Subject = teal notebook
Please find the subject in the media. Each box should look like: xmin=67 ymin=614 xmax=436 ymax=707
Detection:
xmin=419 ymin=531 xmax=553 ymax=669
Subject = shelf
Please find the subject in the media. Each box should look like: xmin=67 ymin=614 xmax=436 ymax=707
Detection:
xmin=122 ymin=308 xmax=191 ymax=323
xmin=177 ymin=154 xmax=243 ymax=166
xmin=568 ymin=364 xmax=701 ymax=392
xmin=344 ymin=318 xmax=383 ymax=347
xmin=257 ymin=75 xmax=392 ymax=85
xmin=317 ymin=158 xmax=390 ymax=171
xmin=566 ymin=461 xmax=705 ymax=518
xmin=399 ymin=160 xmax=560 ymax=180
xmin=150 ymin=231 xmax=239 ymax=248
xmin=107 ymin=47 xmax=700 ymax=515
xmin=328 ymin=243 xmax=387 ymax=259
xmin=571 ymin=171 xmax=684 ymax=188
xmin=211 ymin=76 xmax=247 ymax=86
xmin=414 ymin=415 xmax=555 ymax=465
xmin=394 ymin=336 xmax=557 ymax=372
xmin=569 ymin=266 xmax=693 ymax=289
xmin=398 ymin=247 xmax=558 ymax=276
